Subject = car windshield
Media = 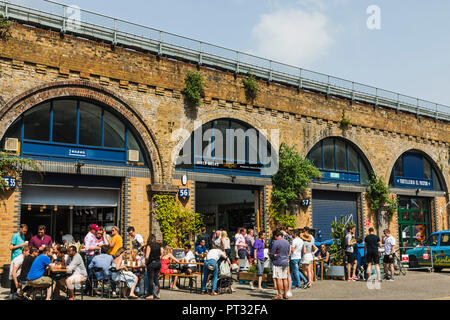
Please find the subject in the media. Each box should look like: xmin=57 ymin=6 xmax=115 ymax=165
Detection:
xmin=425 ymin=234 xmax=439 ymax=246
xmin=440 ymin=234 xmax=450 ymax=246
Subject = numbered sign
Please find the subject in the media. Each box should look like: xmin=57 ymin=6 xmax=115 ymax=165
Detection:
xmin=2 ymin=177 xmax=16 ymax=189
xmin=301 ymin=199 xmax=311 ymax=207
xmin=178 ymin=188 xmax=190 ymax=199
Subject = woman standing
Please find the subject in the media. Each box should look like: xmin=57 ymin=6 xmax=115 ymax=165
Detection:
xmin=300 ymin=229 xmax=318 ymax=288
xmin=111 ymin=247 xmax=139 ymax=299
xmin=221 ymin=231 xmax=231 ymax=259
xmin=145 ymin=234 xmax=162 ymax=300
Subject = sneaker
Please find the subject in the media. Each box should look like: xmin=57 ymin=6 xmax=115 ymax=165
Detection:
xmin=347 ymin=278 xmax=355 ymax=282
xmin=286 ymin=291 xmax=292 ymax=297
xmin=249 ymin=282 xmax=255 ymax=290
xmin=388 ymin=277 xmax=394 ymax=281
xmin=294 ymin=287 xmax=304 ymax=291
xmin=352 ymin=276 xmax=358 ymax=280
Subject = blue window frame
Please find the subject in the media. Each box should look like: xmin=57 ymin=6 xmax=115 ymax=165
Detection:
xmin=176 ymin=118 xmax=275 ymax=177
xmin=1 ymin=98 xmax=148 ymax=167
xmin=307 ymin=137 xmax=371 ymax=184
xmin=390 ymin=151 xmax=443 ymax=190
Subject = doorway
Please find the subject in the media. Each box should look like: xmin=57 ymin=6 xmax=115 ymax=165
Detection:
xmin=398 ymin=197 xmax=431 ymax=249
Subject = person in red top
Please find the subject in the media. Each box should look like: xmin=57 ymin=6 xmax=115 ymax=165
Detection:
xmin=29 ymin=225 xmax=52 ymax=251
xmin=160 ymin=246 xmax=181 ymax=290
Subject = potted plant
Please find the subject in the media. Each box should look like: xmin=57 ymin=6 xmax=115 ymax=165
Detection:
xmin=239 ymin=265 xmax=273 ymax=283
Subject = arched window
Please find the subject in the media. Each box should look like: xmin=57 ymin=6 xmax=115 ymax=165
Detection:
xmin=389 ymin=151 xmax=444 ymax=191
xmin=1 ymin=98 xmax=148 ymax=167
xmin=307 ymin=137 xmax=371 ymax=184
xmin=176 ymin=119 xmax=276 ymax=177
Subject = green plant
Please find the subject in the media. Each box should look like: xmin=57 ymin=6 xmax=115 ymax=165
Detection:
xmin=329 ymin=216 xmax=356 ymax=265
xmin=152 ymin=194 xmax=203 ymax=248
xmin=340 ymin=111 xmax=352 ymax=129
xmin=366 ymin=175 xmax=397 ymax=217
xmin=183 ymin=71 xmax=204 ymax=107
xmin=0 ymin=14 xmax=11 ymax=41
xmin=0 ymin=152 xmax=40 ymax=190
xmin=268 ymin=205 xmax=297 ymax=229
xmin=248 ymin=265 xmax=271 ymax=274
xmin=242 ymin=74 xmax=259 ymax=101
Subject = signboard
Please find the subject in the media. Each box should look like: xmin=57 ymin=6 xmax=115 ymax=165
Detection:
xmin=365 ymin=219 xmax=370 ymax=227
xmin=2 ymin=177 xmax=16 ymax=189
xmin=178 ymin=188 xmax=190 ymax=198
xmin=423 ymin=253 xmax=430 ymax=260
xmin=402 ymin=255 xmax=409 ymax=263
xmin=320 ymin=171 xmax=360 ymax=183
xmin=301 ymin=199 xmax=311 ymax=207
xmin=69 ymin=148 xmax=87 ymax=157
xmin=394 ymin=177 xmax=432 ymax=189
xmin=194 ymin=158 xmax=263 ymax=173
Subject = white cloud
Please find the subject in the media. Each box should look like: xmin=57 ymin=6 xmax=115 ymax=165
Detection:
xmin=250 ymin=8 xmax=333 ymax=66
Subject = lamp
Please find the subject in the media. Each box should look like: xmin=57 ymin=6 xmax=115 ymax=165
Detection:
xmin=54 ymin=205 xmax=58 ymax=211
xmin=27 ymin=205 xmax=31 ymax=211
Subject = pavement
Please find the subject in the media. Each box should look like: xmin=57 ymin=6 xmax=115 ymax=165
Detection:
xmin=2 ymin=270 xmax=450 ymax=300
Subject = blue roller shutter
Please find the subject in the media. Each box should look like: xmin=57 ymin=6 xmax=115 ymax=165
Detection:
xmin=312 ymin=190 xmax=358 ymax=241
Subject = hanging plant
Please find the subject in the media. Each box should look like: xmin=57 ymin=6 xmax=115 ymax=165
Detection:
xmin=270 ymin=143 xmax=321 ymax=228
xmin=242 ymin=74 xmax=259 ymax=101
xmin=0 ymin=152 xmax=40 ymax=190
xmin=0 ymin=14 xmax=11 ymax=41
xmin=152 ymin=194 xmax=203 ymax=247
xmin=183 ymin=71 xmax=205 ymax=107
xmin=366 ymin=175 xmax=397 ymax=217
xmin=340 ymin=110 xmax=352 ymax=129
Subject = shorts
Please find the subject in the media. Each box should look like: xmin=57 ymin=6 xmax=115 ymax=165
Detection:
xmin=26 ymin=276 xmax=52 ymax=287
xmin=383 ymin=255 xmax=394 ymax=264
xmin=273 ymin=265 xmax=289 ymax=279
xmin=345 ymin=252 xmax=356 ymax=264
xmin=181 ymin=265 xmax=197 ymax=273
xmin=256 ymin=259 xmax=264 ymax=276
xmin=366 ymin=251 xmax=379 ymax=264
xmin=301 ymin=253 xmax=313 ymax=265
xmin=66 ymin=274 xmax=87 ymax=290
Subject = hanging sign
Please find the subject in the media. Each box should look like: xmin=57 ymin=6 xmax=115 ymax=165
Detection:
xmin=2 ymin=177 xmax=16 ymax=189
xmin=301 ymin=199 xmax=311 ymax=207
xmin=178 ymin=188 xmax=190 ymax=199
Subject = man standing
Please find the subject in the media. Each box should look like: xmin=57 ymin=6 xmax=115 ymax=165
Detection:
xmin=251 ymin=231 xmax=266 ymax=291
xmin=10 ymin=224 xmax=29 ymax=262
xmin=291 ymin=229 xmax=307 ymax=290
xmin=29 ymin=225 xmax=52 ymax=252
xmin=127 ymin=226 xmax=144 ymax=252
xmin=345 ymin=226 xmax=358 ymax=281
xmin=9 ymin=245 xmax=30 ymax=299
xmin=84 ymin=224 xmax=101 ymax=293
xmin=195 ymin=239 xmax=208 ymax=261
xmin=364 ymin=227 xmax=382 ymax=282
xmin=196 ymin=227 xmax=211 ymax=250
xmin=245 ymin=228 xmax=255 ymax=263
xmin=270 ymin=230 xmax=291 ymax=300
xmin=383 ymin=229 xmax=396 ymax=281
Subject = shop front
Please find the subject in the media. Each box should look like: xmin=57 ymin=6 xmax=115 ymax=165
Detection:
xmin=175 ymin=118 xmax=276 ymax=235
xmin=390 ymin=150 xmax=446 ymax=248
xmin=308 ymin=137 xmax=373 ymax=241
xmin=1 ymin=97 xmax=150 ymax=244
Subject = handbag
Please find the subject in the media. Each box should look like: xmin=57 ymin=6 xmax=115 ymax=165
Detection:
xmin=219 ymin=261 xmax=231 ymax=277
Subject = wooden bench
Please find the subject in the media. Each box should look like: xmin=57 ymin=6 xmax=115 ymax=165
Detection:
xmin=28 ymin=282 xmax=51 ymax=300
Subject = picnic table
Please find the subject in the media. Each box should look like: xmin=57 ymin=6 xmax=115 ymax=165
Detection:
xmin=163 ymin=259 xmax=204 ymax=293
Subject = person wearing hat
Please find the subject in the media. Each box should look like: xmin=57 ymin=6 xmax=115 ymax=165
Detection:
xmin=84 ymin=224 xmax=101 ymax=293
xmin=300 ymin=227 xmax=318 ymax=289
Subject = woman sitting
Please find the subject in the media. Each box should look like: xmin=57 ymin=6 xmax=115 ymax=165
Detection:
xmin=111 ymin=247 xmax=139 ymax=299
xmin=160 ymin=246 xmax=181 ymax=290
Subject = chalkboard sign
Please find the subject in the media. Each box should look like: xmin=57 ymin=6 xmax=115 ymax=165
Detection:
xmin=173 ymin=249 xmax=184 ymax=260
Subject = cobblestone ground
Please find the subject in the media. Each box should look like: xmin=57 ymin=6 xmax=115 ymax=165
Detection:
xmin=2 ymin=270 xmax=449 ymax=300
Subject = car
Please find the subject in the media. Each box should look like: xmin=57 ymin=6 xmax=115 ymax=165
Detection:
xmin=406 ymin=230 xmax=450 ymax=272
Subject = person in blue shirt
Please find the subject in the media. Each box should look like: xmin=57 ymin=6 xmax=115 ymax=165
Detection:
xmin=26 ymin=247 xmax=61 ymax=300
xmin=10 ymin=224 xmax=29 ymax=261
xmin=195 ymin=239 xmax=208 ymax=261
xmin=89 ymin=245 xmax=114 ymax=279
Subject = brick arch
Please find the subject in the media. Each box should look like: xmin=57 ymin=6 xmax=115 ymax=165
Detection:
xmin=304 ymin=134 xmax=376 ymax=177
xmin=385 ymin=146 xmax=448 ymax=193
xmin=0 ymin=80 xmax=163 ymax=184
xmin=168 ymin=114 xmax=279 ymax=178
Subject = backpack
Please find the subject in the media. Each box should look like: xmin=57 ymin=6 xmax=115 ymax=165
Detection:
xmin=219 ymin=260 xmax=231 ymax=277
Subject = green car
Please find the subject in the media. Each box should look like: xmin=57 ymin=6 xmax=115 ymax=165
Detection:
xmin=406 ymin=230 xmax=450 ymax=272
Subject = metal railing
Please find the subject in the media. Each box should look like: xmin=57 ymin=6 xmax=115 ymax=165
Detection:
xmin=1 ymin=0 xmax=450 ymax=122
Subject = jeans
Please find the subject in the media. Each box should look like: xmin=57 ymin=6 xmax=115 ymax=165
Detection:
xmin=84 ymin=255 xmax=95 ymax=290
xmin=316 ymin=262 xmax=329 ymax=277
xmin=201 ymin=259 xmax=218 ymax=293
xmin=290 ymin=259 xmax=307 ymax=287
xmin=147 ymin=261 xmax=161 ymax=298
xmin=143 ymin=270 xmax=149 ymax=296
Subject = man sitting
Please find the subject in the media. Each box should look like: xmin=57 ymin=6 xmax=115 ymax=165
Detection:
xmin=88 ymin=245 xmax=114 ymax=295
xmin=55 ymin=246 xmax=88 ymax=300
xmin=26 ymin=247 xmax=61 ymax=300
xmin=18 ymin=247 xmax=39 ymax=299
xmin=181 ymin=244 xmax=197 ymax=274
xmin=9 ymin=245 xmax=30 ymax=299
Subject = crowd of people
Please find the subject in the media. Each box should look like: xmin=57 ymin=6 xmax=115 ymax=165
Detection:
xmin=8 ymin=222 xmax=398 ymax=300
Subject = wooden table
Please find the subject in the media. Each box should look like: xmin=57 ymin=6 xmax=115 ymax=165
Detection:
xmin=49 ymin=267 xmax=69 ymax=299
xmin=313 ymin=258 xmax=324 ymax=281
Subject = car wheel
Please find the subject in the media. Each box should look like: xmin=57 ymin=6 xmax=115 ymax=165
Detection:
xmin=433 ymin=267 xmax=443 ymax=272
xmin=408 ymin=255 xmax=418 ymax=268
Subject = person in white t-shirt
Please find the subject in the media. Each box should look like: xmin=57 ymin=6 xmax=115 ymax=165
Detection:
xmin=181 ymin=244 xmax=197 ymax=274
xmin=383 ymin=229 xmax=396 ymax=281
xmin=201 ymin=245 xmax=231 ymax=296
xmin=290 ymin=229 xmax=308 ymax=290
xmin=9 ymin=245 xmax=30 ymax=299
xmin=127 ymin=226 xmax=144 ymax=253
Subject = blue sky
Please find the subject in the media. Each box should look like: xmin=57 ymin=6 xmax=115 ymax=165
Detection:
xmin=15 ymin=0 xmax=450 ymax=107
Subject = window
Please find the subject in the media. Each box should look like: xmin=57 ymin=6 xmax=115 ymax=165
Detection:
xmin=24 ymin=103 xmax=50 ymax=141
xmin=426 ymin=234 xmax=439 ymax=247
xmin=440 ymin=234 xmax=450 ymax=246
xmin=79 ymin=102 xmax=102 ymax=146
xmin=309 ymin=143 xmax=322 ymax=168
xmin=336 ymin=139 xmax=347 ymax=171
xmin=104 ymin=110 xmax=125 ymax=149
xmin=394 ymin=158 xmax=404 ymax=177
xmin=323 ymin=139 xmax=334 ymax=170
xmin=52 ymin=100 xmax=77 ymax=144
